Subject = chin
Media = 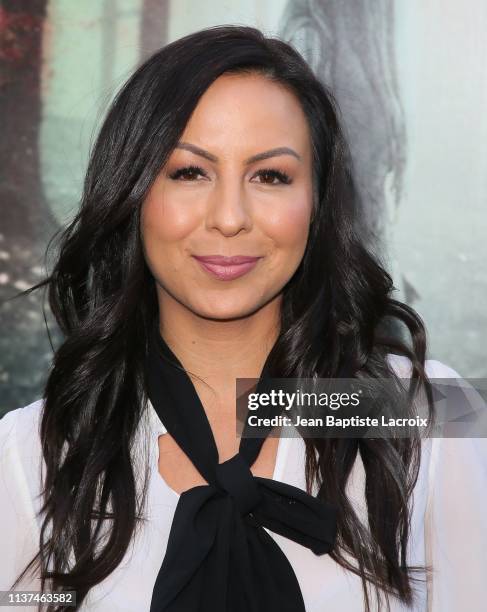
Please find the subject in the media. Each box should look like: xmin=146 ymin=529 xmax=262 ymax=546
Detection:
xmin=193 ymin=297 xmax=264 ymax=321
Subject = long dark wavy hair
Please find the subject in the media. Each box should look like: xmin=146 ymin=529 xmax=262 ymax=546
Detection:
xmin=11 ymin=24 xmax=435 ymax=612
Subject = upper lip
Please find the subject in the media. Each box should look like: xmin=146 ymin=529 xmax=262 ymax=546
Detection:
xmin=193 ymin=254 xmax=262 ymax=265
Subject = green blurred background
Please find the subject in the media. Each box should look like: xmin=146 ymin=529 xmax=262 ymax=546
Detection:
xmin=1 ymin=0 xmax=486 ymax=415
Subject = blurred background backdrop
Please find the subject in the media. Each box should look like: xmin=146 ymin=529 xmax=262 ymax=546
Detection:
xmin=1 ymin=0 xmax=486 ymax=415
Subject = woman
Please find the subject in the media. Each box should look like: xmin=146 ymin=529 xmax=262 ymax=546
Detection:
xmin=1 ymin=25 xmax=485 ymax=612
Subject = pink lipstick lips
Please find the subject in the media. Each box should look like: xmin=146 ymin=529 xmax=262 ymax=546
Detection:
xmin=192 ymin=254 xmax=262 ymax=281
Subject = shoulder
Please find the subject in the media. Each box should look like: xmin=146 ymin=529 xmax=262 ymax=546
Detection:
xmin=0 ymin=399 xmax=45 ymax=514
xmin=0 ymin=400 xmax=45 ymax=590
xmin=0 ymin=398 xmax=44 ymax=455
xmin=385 ymin=354 xmax=487 ymax=505
xmin=385 ymin=352 xmax=487 ymax=493
xmin=385 ymin=353 xmax=462 ymax=379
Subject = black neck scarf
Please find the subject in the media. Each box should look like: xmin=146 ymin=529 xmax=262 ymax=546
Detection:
xmin=145 ymin=321 xmax=338 ymax=612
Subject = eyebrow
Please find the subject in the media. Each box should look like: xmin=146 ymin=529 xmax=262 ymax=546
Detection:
xmin=175 ymin=141 xmax=302 ymax=164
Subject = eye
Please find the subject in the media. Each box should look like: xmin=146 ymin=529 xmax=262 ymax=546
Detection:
xmin=253 ymin=168 xmax=292 ymax=186
xmin=168 ymin=165 xmax=207 ymax=181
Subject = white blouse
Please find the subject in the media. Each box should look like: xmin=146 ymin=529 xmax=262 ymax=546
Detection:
xmin=1 ymin=355 xmax=486 ymax=611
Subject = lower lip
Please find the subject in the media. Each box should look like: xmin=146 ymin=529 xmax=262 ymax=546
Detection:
xmin=193 ymin=258 xmax=261 ymax=280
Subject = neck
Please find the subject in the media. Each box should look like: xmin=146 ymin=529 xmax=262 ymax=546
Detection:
xmin=156 ymin=297 xmax=281 ymax=387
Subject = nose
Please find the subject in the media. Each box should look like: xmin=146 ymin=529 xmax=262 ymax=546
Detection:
xmin=205 ymin=175 xmax=252 ymax=236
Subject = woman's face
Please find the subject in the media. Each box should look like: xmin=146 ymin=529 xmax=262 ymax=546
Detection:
xmin=141 ymin=73 xmax=314 ymax=321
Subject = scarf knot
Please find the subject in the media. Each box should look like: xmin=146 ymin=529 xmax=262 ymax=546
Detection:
xmin=214 ymin=452 xmax=263 ymax=516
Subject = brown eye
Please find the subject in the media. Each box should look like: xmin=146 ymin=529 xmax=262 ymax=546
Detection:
xmin=169 ymin=165 xmax=207 ymax=181
xmin=254 ymin=168 xmax=292 ymax=185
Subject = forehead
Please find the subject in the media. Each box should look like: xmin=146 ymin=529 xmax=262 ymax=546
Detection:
xmin=178 ymin=73 xmax=312 ymax=159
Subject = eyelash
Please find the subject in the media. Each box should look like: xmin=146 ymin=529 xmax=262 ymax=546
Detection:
xmin=168 ymin=165 xmax=292 ymax=185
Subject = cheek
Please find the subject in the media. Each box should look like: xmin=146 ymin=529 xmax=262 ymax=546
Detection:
xmin=263 ymin=195 xmax=312 ymax=252
xmin=141 ymin=192 xmax=198 ymax=244
xmin=140 ymin=185 xmax=203 ymax=283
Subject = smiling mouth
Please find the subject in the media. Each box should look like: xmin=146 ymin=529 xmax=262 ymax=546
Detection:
xmin=192 ymin=255 xmax=262 ymax=281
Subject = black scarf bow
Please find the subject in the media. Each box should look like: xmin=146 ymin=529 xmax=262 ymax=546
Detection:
xmin=146 ymin=324 xmax=338 ymax=611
